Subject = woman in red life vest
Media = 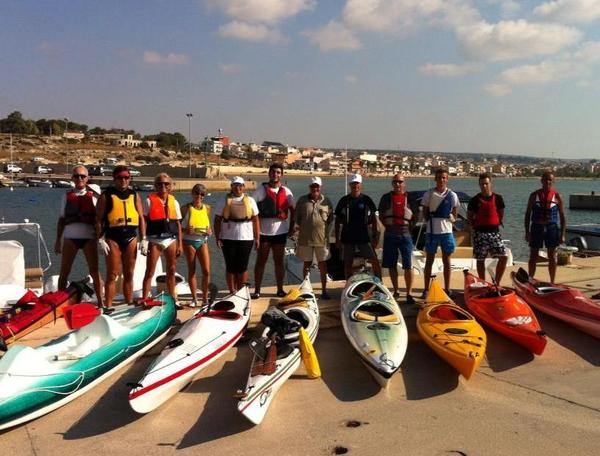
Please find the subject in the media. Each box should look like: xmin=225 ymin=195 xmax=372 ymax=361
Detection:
xmin=54 ymin=165 xmax=103 ymax=305
xmin=142 ymin=173 xmax=183 ymax=306
xmin=524 ymin=171 xmax=566 ymax=283
xmin=467 ymin=173 xmax=508 ymax=284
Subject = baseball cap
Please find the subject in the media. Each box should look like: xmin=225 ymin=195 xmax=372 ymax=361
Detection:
xmin=231 ymin=176 xmax=245 ymax=185
xmin=310 ymin=176 xmax=322 ymax=186
xmin=348 ymin=174 xmax=363 ymax=184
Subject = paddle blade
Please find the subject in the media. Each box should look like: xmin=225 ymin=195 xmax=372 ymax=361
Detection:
xmin=426 ymin=277 xmax=450 ymax=304
xmin=63 ymin=303 xmax=101 ymax=330
xmin=299 ymin=327 xmax=321 ymax=379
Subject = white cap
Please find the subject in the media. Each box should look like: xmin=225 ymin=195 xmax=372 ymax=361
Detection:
xmin=310 ymin=176 xmax=322 ymax=186
xmin=231 ymin=176 xmax=245 ymax=185
xmin=348 ymin=173 xmax=363 ymax=184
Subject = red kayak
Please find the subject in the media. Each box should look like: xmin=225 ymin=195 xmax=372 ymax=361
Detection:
xmin=463 ymin=271 xmax=546 ymax=355
xmin=512 ymin=268 xmax=600 ymax=339
xmin=0 ymin=281 xmax=88 ymax=349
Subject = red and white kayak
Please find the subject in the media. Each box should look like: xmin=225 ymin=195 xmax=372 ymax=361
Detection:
xmin=463 ymin=271 xmax=546 ymax=355
xmin=511 ymin=268 xmax=600 ymax=339
xmin=128 ymin=286 xmax=251 ymax=413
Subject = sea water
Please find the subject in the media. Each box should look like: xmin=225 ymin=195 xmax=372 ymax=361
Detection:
xmin=1 ymin=176 xmax=598 ymax=291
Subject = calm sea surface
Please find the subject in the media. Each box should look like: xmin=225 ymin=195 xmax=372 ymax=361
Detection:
xmin=1 ymin=176 xmax=599 ymax=291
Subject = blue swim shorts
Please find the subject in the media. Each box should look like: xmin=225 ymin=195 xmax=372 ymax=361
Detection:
xmin=424 ymin=233 xmax=456 ymax=255
xmin=382 ymin=233 xmax=414 ymax=270
xmin=529 ymin=223 xmax=559 ymax=249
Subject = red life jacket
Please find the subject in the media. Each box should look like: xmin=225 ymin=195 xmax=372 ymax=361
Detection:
xmin=64 ymin=190 xmax=96 ymax=225
xmin=147 ymin=193 xmax=178 ymax=236
xmin=391 ymin=192 xmax=409 ymax=225
xmin=257 ymin=184 xmax=289 ymax=220
xmin=532 ymin=189 xmax=558 ymax=224
xmin=473 ymin=193 xmax=500 ymax=228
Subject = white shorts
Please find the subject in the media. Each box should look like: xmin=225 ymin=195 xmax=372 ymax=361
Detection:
xmin=148 ymin=235 xmax=176 ymax=250
xmin=296 ymin=245 xmax=330 ymax=263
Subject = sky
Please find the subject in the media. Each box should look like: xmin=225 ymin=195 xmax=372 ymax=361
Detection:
xmin=2 ymin=0 xmax=600 ymax=159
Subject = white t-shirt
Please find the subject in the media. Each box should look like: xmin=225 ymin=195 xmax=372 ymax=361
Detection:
xmin=421 ymin=188 xmax=459 ymax=235
xmin=142 ymin=195 xmax=183 ymax=220
xmin=253 ymin=184 xmax=295 ymax=236
xmin=59 ymin=189 xmax=98 ymax=240
xmin=214 ymin=194 xmax=259 ymax=241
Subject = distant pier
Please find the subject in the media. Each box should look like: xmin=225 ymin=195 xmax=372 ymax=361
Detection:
xmin=569 ymin=192 xmax=600 ymax=210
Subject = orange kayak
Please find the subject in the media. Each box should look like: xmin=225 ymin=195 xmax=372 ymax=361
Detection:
xmin=463 ymin=271 xmax=546 ymax=355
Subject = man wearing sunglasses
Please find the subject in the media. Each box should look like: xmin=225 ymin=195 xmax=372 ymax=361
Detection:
xmin=54 ymin=165 xmax=103 ymax=305
xmin=378 ymin=174 xmax=415 ymax=304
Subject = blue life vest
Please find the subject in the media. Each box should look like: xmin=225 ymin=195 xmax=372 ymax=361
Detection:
xmin=531 ymin=189 xmax=559 ymax=224
xmin=427 ymin=190 xmax=454 ymax=233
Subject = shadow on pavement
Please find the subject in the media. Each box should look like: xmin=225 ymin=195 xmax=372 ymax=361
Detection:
xmin=537 ymin=313 xmax=600 ymax=366
xmin=400 ymin=317 xmax=459 ymax=400
xmin=318 ymin=327 xmax=382 ymax=401
xmin=177 ymin=350 xmax=254 ymax=449
xmin=483 ymin=330 xmax=535 ymax=372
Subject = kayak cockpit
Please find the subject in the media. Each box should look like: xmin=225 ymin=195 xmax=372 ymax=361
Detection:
xmin=428 ymin=305 xmax=471 ymax=321
xmin=353 ymin=301 xmax=399 ymax=323
xmin=347 ymin=281 xmax=388 ymax=298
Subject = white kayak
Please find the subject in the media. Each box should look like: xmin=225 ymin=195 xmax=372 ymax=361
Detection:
xmin=341 ymin=273 xmax=408 ymax=388
xmin=237 ymin=277 xmax=319 ymax=425
xmin=128 ymin=286 xmax=251 ymax=413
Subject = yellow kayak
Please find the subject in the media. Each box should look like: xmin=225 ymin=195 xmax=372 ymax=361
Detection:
xmin=417 ymin=278 xmax=486 ymax=379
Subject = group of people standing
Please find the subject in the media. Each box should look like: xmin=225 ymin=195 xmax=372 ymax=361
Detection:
xmin=54 ymin=163 xmax=567 ymax=308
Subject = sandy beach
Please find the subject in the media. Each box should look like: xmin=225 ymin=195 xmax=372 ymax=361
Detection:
xmin=1 ymin=259 xmax=599 ymax=455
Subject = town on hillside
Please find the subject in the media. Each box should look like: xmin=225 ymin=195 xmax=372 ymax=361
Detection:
xmin=1 ymin=111 xmax=598 ymax=178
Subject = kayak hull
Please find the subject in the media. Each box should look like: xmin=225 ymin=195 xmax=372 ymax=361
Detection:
xmin=417 ymin=278 xmax=486 ymax=379
xmin=0 ymin=296 xmax=176 ymax=430
xmin=238 ymin=277 xmax=319 ymax=425
xmin=463 ymin=271 xmax=546 ymax=355
xmin=128 ymin=286 xmax=251 ymax=413
xmin=511 ymin=270 xmax=600 ymax=339
xmin=341 ymin=273 xmax=408 ymax=388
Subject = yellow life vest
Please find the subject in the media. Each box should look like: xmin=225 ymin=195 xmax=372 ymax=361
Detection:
xmin=107 ymin=193 xmax=139 ymax=227
xmin=222 ymin=194 xmax=253 ymax=222
xmin=185 ymin=204 xmax=210 ymax=235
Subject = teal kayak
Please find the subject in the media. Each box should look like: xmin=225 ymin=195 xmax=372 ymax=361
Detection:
xmin=0 ymin=295 xmax=176 ymax=430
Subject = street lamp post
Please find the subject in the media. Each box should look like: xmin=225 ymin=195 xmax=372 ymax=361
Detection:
xmin=186 ymin=113 xmax=193 ymax=178
xmin=64 ymin=117 xmax=69 ymax=173
xmin=204 ymin=136 xmax=209 ymax=168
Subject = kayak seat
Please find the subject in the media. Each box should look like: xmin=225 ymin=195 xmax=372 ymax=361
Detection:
xmin=353 ymin=310 xmax=398 ymax=323
xmin=349 ymin=282 xmax=386 ymax=298
xmin=0 ymin=345 xmax=58 ymax=376
xmin=206 ymin=310 xmax=241 ymax=320
xmin=430 ymin=305 xmax=469 ymax=321
xmin=286 ymin=309 xmax=310 ymax=329
xmin=212 ymin=300 xmax=235 ymax=311
xmin=74 ymin=315 xmax=127 ymax=351
xmin=353 ymin=302 xmax=398 ymax=323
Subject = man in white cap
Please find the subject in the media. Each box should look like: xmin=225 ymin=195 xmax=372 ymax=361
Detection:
xmin=293 ymin=176 xmax=334 ymax=299
xmin=213 ymin=176 xmax=260 ymax=293
xmin=334 ymin=173 xmax=381 ymax=279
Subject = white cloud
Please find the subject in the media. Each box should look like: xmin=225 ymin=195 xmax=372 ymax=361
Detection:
xmin=218 ymin=21 xmax=284 ymax=43
xmin=218 ymin=63 xmax=242 ymax=74
xmin=487 ymin=0 xmax=521 ymax=16
xmin=345 ymin=75 xmax=358 ymax=84
xmin=419 ymin=62 xmax=483 ymax=77
xmin=143 ymin=51 xmax=189 ymax=65
xmin=534 ymin=0 xmax=600 ymax=24
xmin=206 ymin=0 xmax=314 ymax=24
xmin=303 ymin=20 xmax=362 ymax=51
xmin=457 ymin=20 xmax=581 ymax=61
xmin=485 ymin=82 xmax=512 ymax=96
xmin=486 ymin=40 xmax=600 ymax=95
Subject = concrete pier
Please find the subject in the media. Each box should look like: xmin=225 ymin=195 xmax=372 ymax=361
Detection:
xmin=569 ymin=192 xmax=600 ymax=210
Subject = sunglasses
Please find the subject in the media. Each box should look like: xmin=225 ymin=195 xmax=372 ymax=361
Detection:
xmin=392 ymin=180 xmax=405 ymax=184
xmin=156 ymin=182 xmax=171 ymax=187
xmin=115 ymin=175 xmax=130 ymax=180
xmin=193 ymin=192 xmax=205 ymax=196
xmin=72 ymin=174 xmax=88 ymax=179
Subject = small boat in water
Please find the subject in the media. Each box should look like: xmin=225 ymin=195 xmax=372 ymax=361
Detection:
xmin=340 ymin=273 xmax=407 ymax=387
xmin=0 ymin=296 xmax=176 ymax=430
xmin=54 ymin=180 xmax=75 ymax=189
xmin=566 ymin=224 xmax=600 ymax=252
